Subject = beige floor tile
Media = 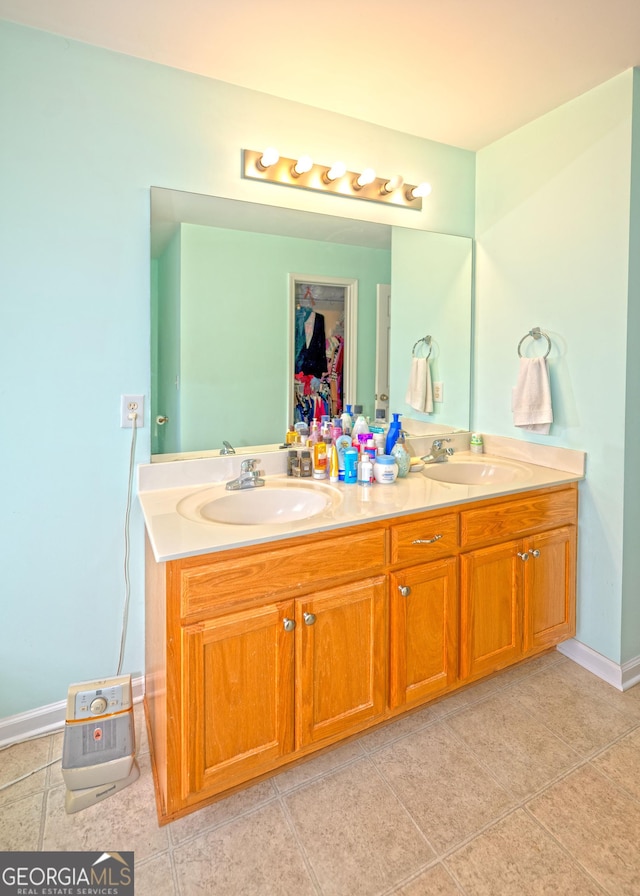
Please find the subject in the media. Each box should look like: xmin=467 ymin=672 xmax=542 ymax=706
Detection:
xmin=398 ymin=863 xmax=465 ymax=895
xmin=372 ymin=722 xmax=514 ymax=854
xmin=169 ymin=779 xmax=277 ymax=845
xmin=428 ymin=676 xmax=504 ymax=715
xmin=591 ymin=727 xmax=640 ymax=800
xmin=173 ymin=801 xmax=316 ymax=896
xmin=273 ymin=738 xmax=364 ymax=792
xmin=556 ymin=661 xmax=640 ymax=722
xmin=489 ymin=649 xmax=568 ymax=688
xmin=0 ymin=791 xmax=43 ymax=850
xmin=445 ymin=691 xmax=580 ymax=798
xmin=356 ymin=703 xmax=446 ymax=753
xmin=135 ymin=852 xmax=176 ymax=896
xmin=507 ymin=664 xmax=634 ymax=756
xmin=445 ymin=809 xmax=603 ymax=895
xmin=284 ymin=757 xmax=434 ymax=896
xmin=528 ymin=764 xmax=640 ymax=895
xmin=42 ymin=752 xmax=168 ymax=862
xmin=0 ymin=735 xmax=52 ymax=805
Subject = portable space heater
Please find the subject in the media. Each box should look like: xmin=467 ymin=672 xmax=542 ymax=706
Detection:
xmin=61 ymin=674 xmax=139 ymax=814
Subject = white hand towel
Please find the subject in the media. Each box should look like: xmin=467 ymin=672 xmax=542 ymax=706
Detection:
xmin=405 ymin=357 xmax=434 ymax=414
xmin=511 ymin=357 xmax=553 ymax=434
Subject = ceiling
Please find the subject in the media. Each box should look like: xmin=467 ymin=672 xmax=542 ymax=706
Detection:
xmin=2 ymin=0 xmax=640 ymax=149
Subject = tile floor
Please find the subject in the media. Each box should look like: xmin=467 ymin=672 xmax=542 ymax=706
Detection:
xmin=2 ymin=651 xmax=640 ymax=895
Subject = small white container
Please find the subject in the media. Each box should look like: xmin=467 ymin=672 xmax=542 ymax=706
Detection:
xmin=470 ymin=433 xmax=484 ymax=455
xmin=373 ymin=455 xmax=398 ymax=484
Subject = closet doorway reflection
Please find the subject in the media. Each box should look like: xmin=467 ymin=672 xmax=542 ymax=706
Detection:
xmin=290 ymin=274 xmax=357 ymax=428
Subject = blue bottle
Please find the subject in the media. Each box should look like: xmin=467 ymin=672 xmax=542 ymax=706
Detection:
xmin=385 ymin=413 xmax=402 ymax=455
xmin=343 ymin=447 xmax=358 ymax=484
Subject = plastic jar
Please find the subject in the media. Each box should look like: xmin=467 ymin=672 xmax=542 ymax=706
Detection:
xmin=373 ymin=454 xmax=398 ymax=484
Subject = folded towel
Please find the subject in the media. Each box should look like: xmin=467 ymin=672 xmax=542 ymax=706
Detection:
xmin=512 ymin=357 xmax=553 ymax=434
xmin=405 ymin=357 xmax=433 ymax=414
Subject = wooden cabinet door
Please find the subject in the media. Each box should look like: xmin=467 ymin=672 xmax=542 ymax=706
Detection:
xmin=389 ymin=558 xmax=458 ymax=709
xmin=296 ymin=577 xmax=386 ymax=748
xmin=523 ymin=525 xmax=576 ymax=652
xmin=182 ymin=601 xmax=295 ymax=799
xmin=460 ymin=541 xmax=522 ymax=680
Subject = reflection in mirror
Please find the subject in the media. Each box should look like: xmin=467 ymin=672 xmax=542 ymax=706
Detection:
xmin=291 ymin=274 xmax=357 ymax=427
xmin=150 ymin=187 xmax=472 ymax=459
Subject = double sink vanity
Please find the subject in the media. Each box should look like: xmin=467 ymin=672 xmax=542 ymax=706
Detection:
xmin=139 ymin=434 xmax=585 ymax=824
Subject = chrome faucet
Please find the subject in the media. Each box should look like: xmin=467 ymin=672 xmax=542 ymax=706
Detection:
xmin=220 ymin=440 xmax=236 ymax=455
xmin=226 ymin=458 xmax=265 ymax=490
xmin=421 ymin=438 xmax=454 ymax=464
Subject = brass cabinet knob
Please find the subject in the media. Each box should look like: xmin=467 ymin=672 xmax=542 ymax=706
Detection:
xmin=517 ymin=551 xmax=530 ymax=562
xmin=398 ymin=585 xmax=412 ymax=597
xmin=303 ymin=612 xmax=316 ymax=626
xmin=283 ymin=618 xmax=296 ymax=632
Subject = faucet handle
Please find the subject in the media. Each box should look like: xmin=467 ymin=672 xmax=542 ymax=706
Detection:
xmin=240 ymin=458 xmax=259 ymax=472
xmin=432 ymin=438 xmax=452 ymax=450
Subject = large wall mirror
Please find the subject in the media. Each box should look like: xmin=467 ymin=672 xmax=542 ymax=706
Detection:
xmin=150 ymin=187 xmax=473 ymax=459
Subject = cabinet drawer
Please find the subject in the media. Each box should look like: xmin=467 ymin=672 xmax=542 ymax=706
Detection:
xmin=460 ymin=488 xmax=577 ymax=548
xmin=390 ymin=513 xmax=458 ymax=565
xmin=174 ymin=527 xmax=386 ymax=619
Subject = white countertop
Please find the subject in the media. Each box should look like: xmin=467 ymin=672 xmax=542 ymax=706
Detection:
xmin=139 ymin=439 xmax=585 ymax=563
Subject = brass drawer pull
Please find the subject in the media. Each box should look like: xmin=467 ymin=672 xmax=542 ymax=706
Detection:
xmin=398 ymin=585 xmax=412 ymax=597
xmin=412 ymin=534 xmax=443 ymax=545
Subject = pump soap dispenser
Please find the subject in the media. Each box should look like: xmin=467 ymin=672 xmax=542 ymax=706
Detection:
xmin=385 ymin=413 xmax=402 ymax=455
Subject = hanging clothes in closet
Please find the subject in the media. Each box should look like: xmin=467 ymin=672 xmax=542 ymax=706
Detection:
xmin=294 ymin=287 xmax=329 ymax=425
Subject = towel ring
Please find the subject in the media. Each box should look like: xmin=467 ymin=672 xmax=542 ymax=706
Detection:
xmin=517 ymin=327 xmax=551 ymax=359
xmin=412 ymin=335 xmax=432 ymax=359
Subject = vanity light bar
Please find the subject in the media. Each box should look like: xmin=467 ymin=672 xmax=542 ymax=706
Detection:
xmin=242 ymin=149 xmax=430 ymax=210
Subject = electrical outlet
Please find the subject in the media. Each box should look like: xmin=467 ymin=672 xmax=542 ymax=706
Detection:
xmin=120 ymin=394 xmax=144 ymax=428
xmin=433 ymin=382 xmax=444 ymax=403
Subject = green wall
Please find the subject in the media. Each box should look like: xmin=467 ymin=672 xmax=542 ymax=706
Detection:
xmin=475 ymin=71 xmax=638 ymax=665
xmin=0 ymin=19 xmax=474 ymax=718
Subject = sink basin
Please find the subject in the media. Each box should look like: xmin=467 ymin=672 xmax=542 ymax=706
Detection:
xmin=177 ymin=480 xmax=341 ymax=526
xmin=421 ymin=456 xmax=532 ymax=485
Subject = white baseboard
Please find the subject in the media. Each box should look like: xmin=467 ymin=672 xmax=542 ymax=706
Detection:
xmin=0 ymin=676 xmax=145 ymax=748
xmin=558 ymin=639 xmax=640 ymax=692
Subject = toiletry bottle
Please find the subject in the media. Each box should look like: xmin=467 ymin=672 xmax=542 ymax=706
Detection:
xmin=331 ymin=418 xmax=343 ymax=442
xmin=351 ymin=405 xmax=370 ymax=439
xmin=313 ymin=441 xmax=328 ymax=479
xmin=285 ymin=425 xmax=297 ymax=445
xmin=343 ymin=447 xmax=358 ymax=484
xmin=385 ymin=412 xmax=402 ymax=454
xmin=357 ymin=454 xmax=373 ymax=487
xmin=300 ymin=450 xmax=312 ymax=477
xmin=470 ymin=433 xmax=484 ymax=454
xmin=321 ymin=415 xmax=331 ymax=442
xmin=341 ymin=404 xmax=353 ymax=436
xmin=329 ymin=443 xmax=339 ymax=482
xmin=334 ymin=433 xmax=352 ymax=481
xmin=287 ymin=449 xmax=298 ymax=476
xmin=390 ymin=430 xmax=411 ymax=477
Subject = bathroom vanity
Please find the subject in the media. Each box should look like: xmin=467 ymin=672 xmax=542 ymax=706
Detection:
xmin=140 ymin=444 xmax=583 ymax=824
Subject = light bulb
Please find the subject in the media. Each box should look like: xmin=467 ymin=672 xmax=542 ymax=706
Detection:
xmin=292 ymin=155 xmax=313 ymax=176
xmin=257 ymin=147 xmax=279 ymax=170
xmin=324 ymin=161 xmax=347 ymax=182
xmin=354 ymin=167 xmax=376 ymax=189
xmin=381 ymin=174 xmax=404 ymax=194
xmin=407 ymin=181 xmax=432 ymax=200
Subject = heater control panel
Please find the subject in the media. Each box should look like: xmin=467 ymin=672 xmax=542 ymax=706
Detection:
xmin=66 ymin=675 xmax=132 ymax=721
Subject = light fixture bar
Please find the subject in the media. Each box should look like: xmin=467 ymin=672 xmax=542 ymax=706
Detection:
xmin=242 ymin=150 xmax=427 ymax=209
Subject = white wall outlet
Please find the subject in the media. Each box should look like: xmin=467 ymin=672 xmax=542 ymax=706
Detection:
xmin=433 ymin=381 xmax=444 ymax=403
xmin=120 ymin=394 xmax=144 ymax=428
